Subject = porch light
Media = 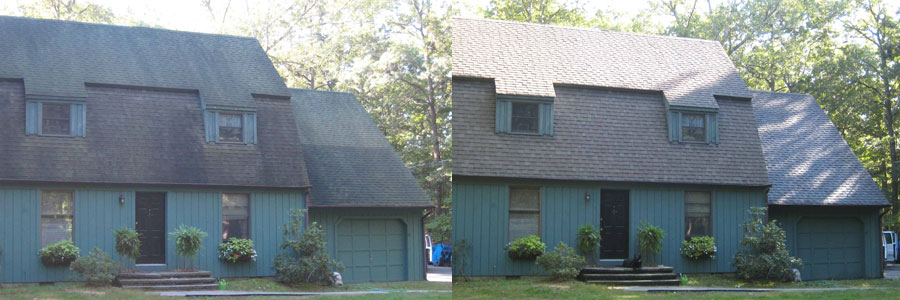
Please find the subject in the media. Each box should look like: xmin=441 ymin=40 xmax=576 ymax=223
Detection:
xmin=119 ymin=194 xmax=126 ymax=205
xmin=585 ymin=192 xmax=591 ymax=202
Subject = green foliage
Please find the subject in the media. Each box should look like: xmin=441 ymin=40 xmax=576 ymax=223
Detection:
xmin=169 ymin=225 xmax=207 ymax=270
xmin=274 ymin=209 xmax=343 ymax=285
xmin=38 ymin=240 xmax=80 ymax=266
xmin=218 ymin=238 xmax=257 ymax=263
xmin=535 ymin=242 xmax=586 ymax=281
xmin=637 ymin=222 xmax=665 ymax=265
xmin=452 ymin=239 xmax=472 ymax=281
xmin=681 ymin=236 xmax=717 ymax=260
xmin=733 ymin=207 xmax=802 ymax=282
xmin=506 ymin=235 xmax=546 ymax=260
xmin=69 ymin=248 xmax=119 ymax=286
xmin=113 ymin=227 xmax=141 ymax=262
xmin=576 ymin=225 xmax=601 ymax=263
xmin=481 ymin=0 xmax=589 ymax=26
xmin=426 ymin=213 xmax=452 ymax=243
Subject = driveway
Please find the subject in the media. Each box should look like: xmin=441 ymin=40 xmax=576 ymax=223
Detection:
xmin=427 ymin=265 xmax=452 ymax=282
xmin=886 ymin=263 xmax=900 ymax=280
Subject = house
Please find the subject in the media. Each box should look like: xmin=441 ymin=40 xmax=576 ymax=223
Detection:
xmin=451 ymin=18 xmax=888 ymax=280
xmin=0 ymin=16 xmax=429 ymax=284
xmin=753 ymin=91 xmax=889 ymax=280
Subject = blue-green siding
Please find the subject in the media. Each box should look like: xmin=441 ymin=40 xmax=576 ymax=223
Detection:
xmin=310 ymin=208 xmax=425 ymax=283
xmin=769 ymin=206 xmax=882 ymax=280
xmin=452 ymin=178 xmax=767 ymax=276
xmin=0 ymin=185 xmax=305 ymax=283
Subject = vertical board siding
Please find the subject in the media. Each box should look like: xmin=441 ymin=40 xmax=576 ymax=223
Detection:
xmin=770 ymin=206 xmax=882 ymax=279
xmin=310 ymin=208 xmax=425 ymax=283
xmin=452 ymin=179 xmax=767 ymax=277
xmin=0 ymin=186 xmax=305 ymax=283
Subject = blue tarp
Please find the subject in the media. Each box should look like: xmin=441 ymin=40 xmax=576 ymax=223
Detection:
xmin=432 ymin=243 xmax=450 ymax=265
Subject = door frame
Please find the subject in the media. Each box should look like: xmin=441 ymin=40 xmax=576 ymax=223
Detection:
xmin=599 ymin=189 xmax=630 ymax=259
xmin=135 ymin=191 xmax=167 ymax=265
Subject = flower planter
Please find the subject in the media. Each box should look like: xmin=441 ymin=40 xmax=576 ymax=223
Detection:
xmin=41 ymin=255 xmax=77 ymax=267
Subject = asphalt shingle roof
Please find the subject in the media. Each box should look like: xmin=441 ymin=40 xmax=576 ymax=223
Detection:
xmin=452 ymin=18 xmax=753 ymax=109
xmin=752 ymin=91 xmax=889 ymax=206
xmin=0 ymin=16 xmax=289 ymax=108
xmin=290 ymin=89 xmax=431 ymax=207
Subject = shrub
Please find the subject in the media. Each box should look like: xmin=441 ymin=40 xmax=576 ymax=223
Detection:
xmin=733 ymin=207 xmax=802 ymax=282
xmin=113 ymin=227 xmax=141 ymax=269
xmin=218 ymin=238 xmax=257 ymax=263
xmin=452 ymin=239 xmax=471 ymax=281
xmin=69 ymin=248 xmax=119 ymax=286
xmin=637 ymin=222 xmax=664 ymax=266
xmin=38 ymin=240 xmax=80 ymax=266
xmin=681 ymin=236 xmax=717 ymax=260
xmin=576 ymin=225 xmax=601 ymax=264
xmin=169 ymin=225 xmax=207 ymax=270
xmin=506 ymin=235 xmax=546 ymax=260
xmin=535 ymin=242 xmax=585 ymax=280
xmin=274 ymin=209 xmax=343 ymax=285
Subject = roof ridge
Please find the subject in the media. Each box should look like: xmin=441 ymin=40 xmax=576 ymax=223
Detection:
xmin=452 ymin=17 xmax=722 ymax=45
xmin=289 ymin=88 xmax=356 ymax=98
xmin=751 ymin=90 xmax=813 ymax=97
xmin=0 ymin=15 xmax=256 ymax=41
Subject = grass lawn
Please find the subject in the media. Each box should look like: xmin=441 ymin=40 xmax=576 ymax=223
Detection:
xmin=0 ymin=278 xmax=451 ymax=300
xmin=684 ymin=273 xmax=900 ymax=289
xmin=452 ymin=276 xmax=900 ymax=299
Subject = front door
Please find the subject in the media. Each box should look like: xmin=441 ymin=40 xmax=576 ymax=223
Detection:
xmin=135 ymin=192 xmax=166 ymax=264
xmin=600 ymin=190 xmax=629 ymax=259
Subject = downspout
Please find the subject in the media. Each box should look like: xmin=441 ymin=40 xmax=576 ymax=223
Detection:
xmin=422 ymin=209 xmax=433 ymax=280
xmin=305 ymin=188 xmax=311 ymax=228
xmin=880 ymin=207 xmax=889 ymax=278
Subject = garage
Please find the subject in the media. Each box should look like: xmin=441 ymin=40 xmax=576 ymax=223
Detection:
xmin=796 ymin=218 xmax=865 ymax=280
xmin=336 ymin=218 xmax=408 ymax=283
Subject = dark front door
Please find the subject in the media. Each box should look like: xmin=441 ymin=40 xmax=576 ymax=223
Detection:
xmin=135 ymin=192 xmax=166 ymax=264
xmin=600 ymin=190 xmax=629 ymax=259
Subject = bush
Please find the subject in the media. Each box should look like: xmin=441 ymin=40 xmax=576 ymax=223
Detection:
xmin=576 ymin=225 xmax=601 ymax=264
xmin=38 ymin=240 xmax=80 ymax=266
xmin=274 ymin=209 xmax=343 ymax=285
xmin=535 ymin=242 xmax=585 ymax=280
xmin=506 ymin=235 xmax=546 ymax=260
xmin=169 ymin=225 xmax=207 ymax=270
xmin=637 ymin=222 xmax=664 ymax=265
xmin=218 ymin=238 xmax=257 ymax=263
xmin=681 ymin=236 xmax=717 ymax=260
xmin=69 ymin=248 xmax=119 ymax=286
xmin=452 ymin=239 xmax=471 ymax=281
xmin=733 ymin=207 xmax=802 ymax=282
xmin=113 ymin=227 xmax=141 ymax=269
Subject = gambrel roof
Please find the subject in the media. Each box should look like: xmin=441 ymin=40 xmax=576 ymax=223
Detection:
xmin=753 ymin=91 xmax=889 ymax=206
xmin=452 ymin=18 xmax=753 ymax=109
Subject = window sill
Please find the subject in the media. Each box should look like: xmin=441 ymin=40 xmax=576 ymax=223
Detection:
xmin=498 ymin=132 xmax=551 ymax=137
xmin=34 ymin=134 xmax=79 ymax=138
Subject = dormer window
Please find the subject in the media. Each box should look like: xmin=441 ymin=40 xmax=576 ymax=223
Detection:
xmin=681 ymin=113 xmax=706 ymax=142
xmin=495 ymin=96 xmax=554 ymax=136
xmin=217 ymin=113 xmax=244 ymax=143
xmin=25 ymin=100 xmax=86 ymax=137
xmin=511 ymin=102 xmax=540 ymax=133
xmin=204 ymin=110 xmax=257 ymax=144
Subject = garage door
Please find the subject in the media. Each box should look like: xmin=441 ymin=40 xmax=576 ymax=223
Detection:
xmin=336 ymin=219 xmax=407 ymax=283
xmin=797 ymin=218 xmax=864 ymax=280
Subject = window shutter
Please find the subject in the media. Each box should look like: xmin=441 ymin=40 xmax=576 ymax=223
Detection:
xmin=243 ymin=112 xmax=257 ymax=144
xmin=25 ymin=101 xmax=41 ymax=135
xmin=539 ymin=103 xmax=554 ymax=136
xmin=204 ymin=110 xmax=218 ymax=142
xmin=495 ymin=100 xmax=511 ymax=133
xmin=70 ymin=103 xmax=85 ymax=137
xmin=668 ymin=111 xmax=681 ymax=142
xmin=706 ymin=113 xmax=718 ymax=144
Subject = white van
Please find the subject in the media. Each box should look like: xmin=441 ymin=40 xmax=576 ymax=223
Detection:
xmin=425 ymin=234 xmax=433 ymax=265
xmin=884 ymin=231 xmax=898 ymax=263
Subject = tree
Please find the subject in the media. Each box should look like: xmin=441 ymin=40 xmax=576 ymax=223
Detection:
xmin=17 ymin=0 xmax=117 ymax=24
xmin=481 ymin=0 xmax=589 ymax=26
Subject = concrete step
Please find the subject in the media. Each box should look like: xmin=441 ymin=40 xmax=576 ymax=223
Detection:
xmin=122 ymin=283 xmax=219 ymax=291
xmin=580 ymin=272 xmax=679 ymax=281
xmin=117 ymin=271 xmax=212 ymax=279
xmin=117 ymin=277 xmax=217 ymax=286
xmin=585 ymin=279 xmax=682 ymax=286
xmin=579 ymin=266 xmax=674 ymax=274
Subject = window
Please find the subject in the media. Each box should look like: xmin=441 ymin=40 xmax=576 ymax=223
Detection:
xmin=218 ymin=113 xmax=243 ymax=143
xmin=42 ymin=103 xmax=71 ymax=135
xmin=681 ymin=113 xmax=706 ymax=142
xmin=222 ymin=193 xmax=250 ymax=241
xmin=509 ymin=187 xmax=540 ymax=242
xmin=511 ymin=102 xmax=540 ymax=133
xmin=41 ymin=191 xmax=74 ymax=247
xmin=685 ymin=191 xmax=711 ymax=239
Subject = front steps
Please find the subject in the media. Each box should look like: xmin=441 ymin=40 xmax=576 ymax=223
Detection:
xmin=115 ymin=271 xmax=218 ymax=290
xmin=578 ymin=266 xmax=681 ymax=286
